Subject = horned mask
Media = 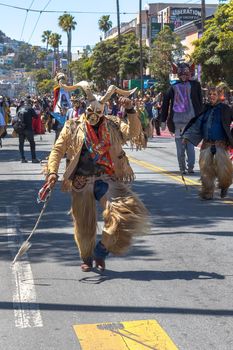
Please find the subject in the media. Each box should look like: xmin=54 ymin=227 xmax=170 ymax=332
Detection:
xmin=172 ymin=62 xmax=195 ymax=81
xmin=59 ymin=80 xmax=137 ymax=125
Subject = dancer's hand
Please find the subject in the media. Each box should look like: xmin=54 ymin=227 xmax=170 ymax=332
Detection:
xmin=118 ymin=97 xmax=133 ymax=110
xmin=182 ymin=138 xmax=188 ymax=144
xmin=46 ymin=173 xmax=58 ymax=188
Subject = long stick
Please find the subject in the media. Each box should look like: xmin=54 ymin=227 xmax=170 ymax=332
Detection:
xmin=12 ymin=196 xmax=50 ymax=265
xmin=181 ymin=173 xmax=188 ymax=191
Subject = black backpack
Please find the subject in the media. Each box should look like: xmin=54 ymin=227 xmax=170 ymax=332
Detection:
xmin=13 ymin=111 xmax=26 ymax=133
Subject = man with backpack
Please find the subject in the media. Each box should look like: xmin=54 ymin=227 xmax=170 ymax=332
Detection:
xmin=13 ymin=99 xmax=40 ymax=163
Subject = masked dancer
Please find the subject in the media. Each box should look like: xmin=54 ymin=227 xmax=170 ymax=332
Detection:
xmin=182 ymin=84 xmax=233 ymax=200
xmin=161 ymin=62 xmax=203 ymax=174
xmin=45 ymin=80 xmax=149 ymax=272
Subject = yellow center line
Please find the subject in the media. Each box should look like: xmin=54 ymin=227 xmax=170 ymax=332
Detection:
xmin=128 ymin=156 xmax=200 ymax=186
xmin=129 ymin=156 xmax=233 ymax=206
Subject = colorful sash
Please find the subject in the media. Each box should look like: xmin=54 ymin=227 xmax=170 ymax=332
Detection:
xmin=84 ymin=119 xmax=114 ymax=175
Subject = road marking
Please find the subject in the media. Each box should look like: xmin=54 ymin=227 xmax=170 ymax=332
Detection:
xmin=73 ymin=319 xmax=178 ymax=350
xmin=129 ymin=156 xmax=233 ymax=205
xmin=128 ymin=156 xmax=200 ymax=186
xmin=6 ymin=206 xmax=43 ymax=328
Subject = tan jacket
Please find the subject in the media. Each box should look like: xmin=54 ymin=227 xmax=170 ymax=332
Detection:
xmin=47 ymin=112 xmax=145 ymax=191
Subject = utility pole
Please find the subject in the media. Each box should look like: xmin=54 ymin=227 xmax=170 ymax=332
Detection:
xmin=139 ymin=0 xmax=143 ymax=95
xmin=116 ymin=0 xmax=122 ymax=87
xmin=201 ymin=0 xmax=206 ymax=33
xmin=144 ymin=3 xmax=150 ymax=47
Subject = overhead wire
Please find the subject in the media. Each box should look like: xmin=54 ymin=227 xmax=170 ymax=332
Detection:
xmin=28 ymin=0 xmax=52 ymax=43
xmin=0 ymin=2 xmax=136 ymax=14
xmin=20 ymin=0 xmax=36 ymax=40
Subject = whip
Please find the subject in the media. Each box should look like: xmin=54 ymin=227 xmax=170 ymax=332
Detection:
xmin=12 ymin=183 xmax=52 ymax=265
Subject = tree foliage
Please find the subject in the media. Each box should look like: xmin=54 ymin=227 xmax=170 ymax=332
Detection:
xmin=91 ymin=33 xmax=148 ymax=90
xmin=90 ymin=39 xmax=119 ymax=90
xmin=149 ymin=26 xmax=184 ymax=92
xmin=31 ymin=68 xmax=51 ymax=83
xmin=41 ymin=30 xmax=52 ymax=53
xmin=70 ymin=56 xmax=93 ymax=82
xmin=48 ymin=32 xmax=62 ymax=72
xmin=36 ymin=79 xmax=55 ymax=94
xmin=30 ymin=69 xmax=53 ymax=93
xmin=192 ymin=0 xmax=233 ymax=87
xmin=118 ymin=33 xmax=148 ymax=80
xmin=48 ymin=33 xmax=62 ymax=52
xmin=58 ymin=13 xmax=77 ymax=69
xmin=98 ymin=15 xmax=112 ymax=37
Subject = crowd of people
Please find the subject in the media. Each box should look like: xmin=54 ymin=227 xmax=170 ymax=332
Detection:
xmin=1 ymin=66 xmax=233 ymax=271
xmin=0 ymin=67 xmax=232 ymax=174
xmin=0 ymin=88 xmax=165 ymax=151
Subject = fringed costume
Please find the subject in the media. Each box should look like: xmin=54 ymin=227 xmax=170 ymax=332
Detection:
xmin=46 ymin=81 xmax=149 ymax=271
xmin=199 ymin=141 xmax=232 ymax=199
xmin=183 ymin=86 xmax=233 ymax=200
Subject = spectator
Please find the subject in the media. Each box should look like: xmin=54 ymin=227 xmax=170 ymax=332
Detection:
xmin=143 ymin=95 xmax=154 ymax=121
xmin=14 ymin=99 xmax=40 ymax=163
xmin=32 ymin=99 xmax=44 ymax=134
xmin=67 ymin=95 xmax=81 ymax=120
xmin=161 ymin=62 xmax=203 ymax=174
xmin=51 ymin=105 xmax=69 ymax=142
xmin=0 ymin=108 xmax=6 ymax=148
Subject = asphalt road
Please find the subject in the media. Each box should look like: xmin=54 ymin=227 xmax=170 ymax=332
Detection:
xmin=0 ymin=127 xmax=232 ymax=350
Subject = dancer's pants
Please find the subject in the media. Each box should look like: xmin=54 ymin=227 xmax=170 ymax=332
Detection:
xmin=71 ymin=176 xmax=149 ymax=260
xmin=199 ymin=142 xmax=233 ymax=198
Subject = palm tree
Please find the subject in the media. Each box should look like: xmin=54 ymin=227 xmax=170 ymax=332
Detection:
xmin=98 ymin=15 xmax=112 ymax=38
xmin=41 ymin=30 xmax=52 ymax=53
xmin=58 ymin=13 xmax=77 ymax=81
xmin=48 ymin=32 xmax=62 ymax=73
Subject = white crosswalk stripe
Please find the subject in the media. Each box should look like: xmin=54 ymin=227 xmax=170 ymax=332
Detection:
xmin=6 ymin=206 xmax=43 ymax=328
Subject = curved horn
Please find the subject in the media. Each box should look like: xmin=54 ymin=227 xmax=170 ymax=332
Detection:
xmin=59 ymin=81 xmax=96 ymax=101
xmin=100 ymin=85 xmax=137 ymax=104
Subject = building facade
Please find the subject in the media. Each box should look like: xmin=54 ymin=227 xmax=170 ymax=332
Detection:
xmin=105 ymin=2 xmax=217 ymax=49
xmin=157 ymin=4 xmax=216 ymax=29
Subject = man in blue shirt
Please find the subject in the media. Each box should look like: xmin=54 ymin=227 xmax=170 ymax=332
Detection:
xmin=182 ymin=85 xmax=233 ymax=200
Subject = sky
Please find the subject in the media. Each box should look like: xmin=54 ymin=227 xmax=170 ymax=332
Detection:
xmin=0 ymin=0 xmax=218 ymax=52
